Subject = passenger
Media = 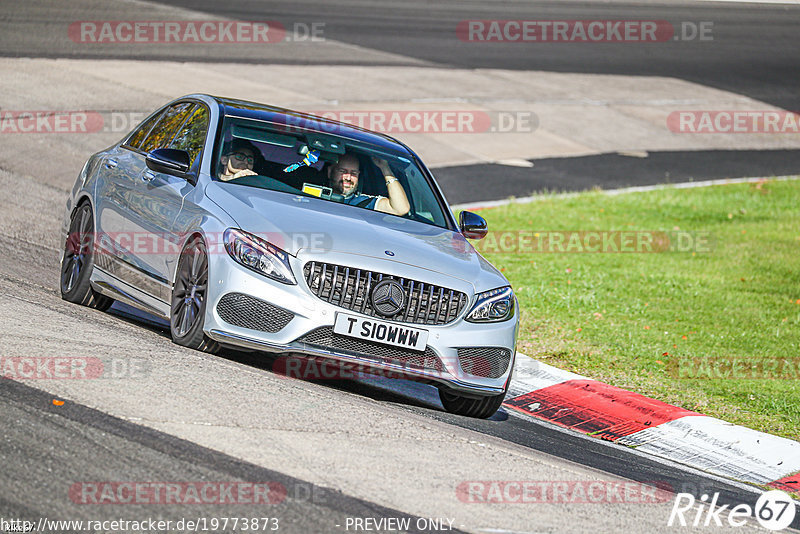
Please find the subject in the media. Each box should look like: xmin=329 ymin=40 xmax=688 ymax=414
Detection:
xmin=328 ymin=153 xmax=410 ymax=216
xmin=219 ymin=139 xmax=258 ymax=181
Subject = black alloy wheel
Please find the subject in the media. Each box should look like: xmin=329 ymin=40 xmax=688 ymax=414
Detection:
xmin=60 ymin=201 xmax=113 ymax=311
xmin=170 ymin=236 xmax=219 ymax=353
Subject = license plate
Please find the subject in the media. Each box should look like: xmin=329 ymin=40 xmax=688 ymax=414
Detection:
xmin=333 ymin=313 xmax=429 ymax=352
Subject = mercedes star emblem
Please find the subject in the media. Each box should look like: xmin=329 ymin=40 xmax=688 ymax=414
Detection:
xmin=370 ymin=279 xmax=406 ymax=317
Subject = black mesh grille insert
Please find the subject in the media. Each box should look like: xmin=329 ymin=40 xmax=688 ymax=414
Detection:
xmin=295 ymin=327 xmax=444 ymax=372
xmin=303 ymin=261 xmax=467 ymax=326
xmin=457 ymin=347 xmax=512 ymax=379
xmin=216 ymin=293 xmax=293 ymax=333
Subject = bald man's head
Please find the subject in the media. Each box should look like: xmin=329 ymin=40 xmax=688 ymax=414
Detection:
xmin=328 ymin=153 xmax=361 ymax=197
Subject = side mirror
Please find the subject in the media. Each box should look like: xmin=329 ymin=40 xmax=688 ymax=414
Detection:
xmin=146 ymin=148 xmax=193 ymax=180
xmin=459 ymin=211 xmax=488 ymax=240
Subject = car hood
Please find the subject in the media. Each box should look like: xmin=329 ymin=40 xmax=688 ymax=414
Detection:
xmin=204 ymin=182 xmax=508 ymax=291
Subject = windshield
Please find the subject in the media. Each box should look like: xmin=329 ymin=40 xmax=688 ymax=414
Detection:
xmin=214 ymin=116 xmax=452 ymax=229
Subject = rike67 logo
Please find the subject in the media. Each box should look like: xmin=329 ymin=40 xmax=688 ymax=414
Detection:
xmin=668 ymin=490 xmax=796 ymax=531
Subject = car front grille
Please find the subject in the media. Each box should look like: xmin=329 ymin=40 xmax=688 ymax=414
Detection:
xmin=457 ymin=347 xmax=512 ymax=379
xmin=216 ymin=292 xmax=294 ymax=333
xmin=295 ymin=327 xmax=444 ymax=372
xmin=303 ymin=261 xmax=467 ymax=326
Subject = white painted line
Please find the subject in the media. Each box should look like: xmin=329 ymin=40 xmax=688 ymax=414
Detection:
xmin=452 ymin=175 xmax=800 ymax=212
xmin=495 ymin=159 xmax=535 ymax=168
xmin=507 ymin=354 xmax=585 ymax=398
xmin=618 ymin=415 xmax=800 ymax=484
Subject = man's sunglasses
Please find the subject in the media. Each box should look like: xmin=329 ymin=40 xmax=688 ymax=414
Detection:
xmin=227 ymin=152 xmax=255 ymax=165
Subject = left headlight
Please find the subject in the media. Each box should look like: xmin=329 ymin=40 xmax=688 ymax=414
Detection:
xmin=224 ymin=228 xmax=296 ymax=285
xmin=466 ymin=286 xmax=515 ymax=323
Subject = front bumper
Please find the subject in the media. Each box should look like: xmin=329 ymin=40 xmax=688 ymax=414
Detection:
xmin=206 ymin=329 xmax=510 ymax=396
xmin=203 ymin=249 xmax=519 ymax=397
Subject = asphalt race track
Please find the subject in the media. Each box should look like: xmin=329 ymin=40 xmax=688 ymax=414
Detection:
xmin=4 ymin=0 xmax=800 ymax=201
xmin=1 ymin=0 xmax=799 ymax=532
xmin=10 ymin=0 xmax=800 ymax=108
xmin=152 ymin=0 xmax=800 ymax=201
xmin=436 ymin=148 xmax=800 ymax=204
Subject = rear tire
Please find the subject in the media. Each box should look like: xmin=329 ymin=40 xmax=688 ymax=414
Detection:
xmin=170 ymin=236 xmax=219 ymax=353
xmin=60 ymin=202 xmax=113 ymax=311
xmin=438 ymin=388 xmax=507 ymax=419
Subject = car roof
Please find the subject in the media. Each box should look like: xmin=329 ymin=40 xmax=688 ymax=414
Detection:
xmin=210 ymin=95 xmax=413 ymax=155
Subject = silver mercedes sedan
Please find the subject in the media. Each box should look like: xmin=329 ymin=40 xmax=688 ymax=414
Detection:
xmin=60 ymin=94 xmax=518 ymax=418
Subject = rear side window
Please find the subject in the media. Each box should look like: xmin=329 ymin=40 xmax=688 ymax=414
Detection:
xmin=126 ymin=109 xmax=164 ymax=149
xmin=139 ymin=102 xmax=194 ymax=153
xmin=169 ymin=105 xmax=209 ymax=168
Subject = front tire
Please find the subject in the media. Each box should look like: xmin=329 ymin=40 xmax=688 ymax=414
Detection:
xmin=438 ymin=388 xmax=507 ymax=419
xmin=170 ymin=236 xmax=219 ymax=353
xmin=60 ymin=202 xmax=113 ymax=311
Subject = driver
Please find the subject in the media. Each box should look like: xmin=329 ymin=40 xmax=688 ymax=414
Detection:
xmin=219 ymin=139 xmax=258 ymax=181
xmin=328 ymin=153 xmax=410 ymax=216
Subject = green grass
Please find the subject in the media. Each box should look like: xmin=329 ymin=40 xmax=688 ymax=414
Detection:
xmin=472 ymin=178 xmax=800 ymax=440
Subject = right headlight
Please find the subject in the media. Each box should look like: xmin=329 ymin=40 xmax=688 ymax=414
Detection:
xmin=224 ymin=228 xmax=296 ymax=285
xmin=466 ymin=286 xmax=515 ymax=323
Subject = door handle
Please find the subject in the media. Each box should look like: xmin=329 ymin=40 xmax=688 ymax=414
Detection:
xmin=142 ymin=171 xmax=156 ymax=182
xmin=105 ymin=159 xmax=118 ymax=169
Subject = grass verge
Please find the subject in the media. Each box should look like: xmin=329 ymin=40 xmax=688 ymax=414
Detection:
xmin=473 ymin=178 xmax=800 ymax=440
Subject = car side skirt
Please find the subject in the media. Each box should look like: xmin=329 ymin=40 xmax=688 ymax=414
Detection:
xmin=90 ymin=267 xmax=170 ymax=319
